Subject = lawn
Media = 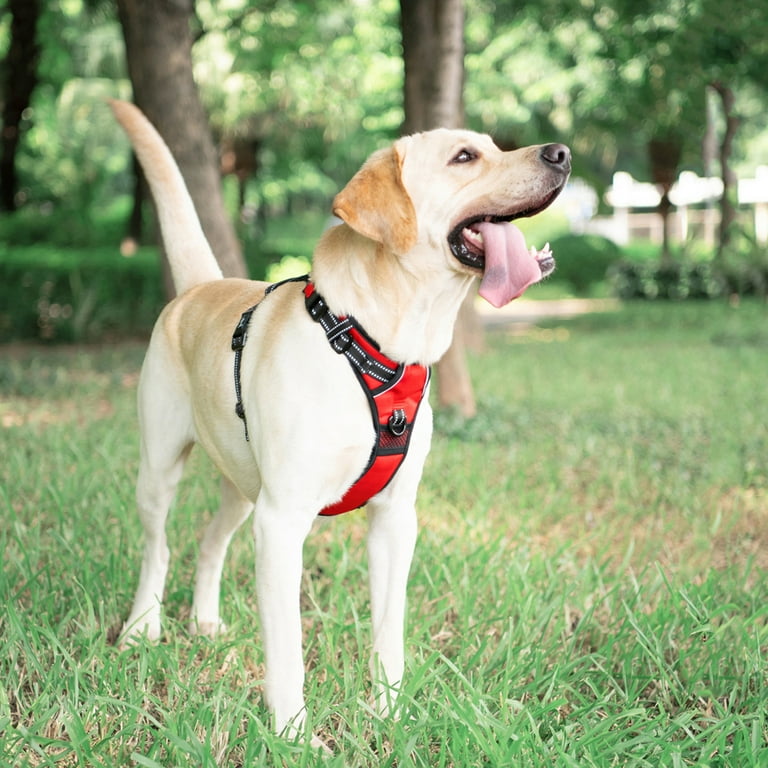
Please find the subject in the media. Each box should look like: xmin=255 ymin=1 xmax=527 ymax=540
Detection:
xmin=1 ymin=299 xmax=767 ymax=766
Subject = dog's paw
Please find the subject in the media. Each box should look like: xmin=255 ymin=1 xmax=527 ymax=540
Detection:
xmin=310 ymin=734 xmax=333 ymax=756
xmin=189 ymin=618 xmax=228 ymax=638
xmin=116 ymin=620 xmax=161 ymax=650
xmin=371 ymin=682 xmax=401 ymax=721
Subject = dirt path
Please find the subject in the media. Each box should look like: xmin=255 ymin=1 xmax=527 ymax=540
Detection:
xmin=476 ymin=297 xmax=620 ymax=326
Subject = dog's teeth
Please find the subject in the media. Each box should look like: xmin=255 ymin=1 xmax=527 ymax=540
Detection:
xmin=463 ymin=227 xmax=484 ymax=248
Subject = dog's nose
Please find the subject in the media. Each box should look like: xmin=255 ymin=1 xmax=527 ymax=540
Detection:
xmin=540 ymin=143 xmax=571 ymax=173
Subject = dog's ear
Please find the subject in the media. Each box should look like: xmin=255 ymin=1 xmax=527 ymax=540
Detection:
xmin=333 ymin=145 xmax=417 ymax=254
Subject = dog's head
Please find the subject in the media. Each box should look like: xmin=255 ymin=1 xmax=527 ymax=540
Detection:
xmin=333 ymin=129 xmax=570 ymax=308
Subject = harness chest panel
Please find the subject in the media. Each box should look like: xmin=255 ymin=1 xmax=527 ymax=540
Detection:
xmin=231 ymin=276 xmax=430 ymax=517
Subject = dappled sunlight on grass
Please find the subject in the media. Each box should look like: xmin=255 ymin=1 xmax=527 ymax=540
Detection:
xmin=1 ymin=301 xmax=766 ymax=765
xmin=425 ymin=300 xmax=768 ymax=583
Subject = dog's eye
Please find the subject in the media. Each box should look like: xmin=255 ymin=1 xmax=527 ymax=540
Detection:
xmin=451 ymin=148 xmax=477 ymax=164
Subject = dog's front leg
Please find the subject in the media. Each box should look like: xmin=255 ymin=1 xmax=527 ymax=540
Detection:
xmin=366 ymin=499 xmax=418 ymax=716
xmin=252 ymin=502 xmax=313 ymax=739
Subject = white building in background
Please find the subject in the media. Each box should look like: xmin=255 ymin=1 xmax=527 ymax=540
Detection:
xmin=587 ymin=167 xmax=768 ymax=246
xmin=739 ymin=167 xmax=768 ymax=244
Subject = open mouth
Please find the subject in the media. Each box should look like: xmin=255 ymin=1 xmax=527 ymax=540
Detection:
xmin=447 ymin=189 xmax=561 ymax=279
xmin=451 ymin=216 xmax=556 ymax=279
xmin=446 ymin=187 xmax=564 ymax=308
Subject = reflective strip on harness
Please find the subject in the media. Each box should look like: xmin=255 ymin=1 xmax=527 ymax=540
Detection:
xmin=303 ymin=282 xmax=431 ymax=516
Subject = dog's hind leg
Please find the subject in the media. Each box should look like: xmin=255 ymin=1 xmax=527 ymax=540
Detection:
xmin=190 ymin=476 xmax=254 ymax=636
xmin=120 ymin=442 xmax=191 ymax=644
xmin=120 ymin=345 xmax=194 ymax=646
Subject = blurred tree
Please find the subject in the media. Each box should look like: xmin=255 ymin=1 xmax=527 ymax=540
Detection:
xmin=689 ymin=0 xmax=768 ymax=256
xmin=197 ymin=0 xmax=403 ymax=216
xmin=528 ymin=0 xmax=768 ymax=257
xmin=648 ymin=136 xmax=683 ymax=264
xmin=522 ymin=0 xmax=702 ymax=258
xmin=0 ymin=0 xmax=41 ymax=211
xmin=401 ymin=0 xmax=479 ymax=419
xmin=0 ymin=1 xmax=128 ymax=223
xmin=2 ymin=0 xmax=766 ymax=264
xmin=710 ymin=81 xmax=739 ymax=254
xmin=116 ymin=0 xmax=246 ymax=292
xmin=401 ymin=0 xmax=464 ymax=133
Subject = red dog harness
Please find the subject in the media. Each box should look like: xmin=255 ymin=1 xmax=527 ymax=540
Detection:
xmin=231 ymin=276 xmax=430 ymax=517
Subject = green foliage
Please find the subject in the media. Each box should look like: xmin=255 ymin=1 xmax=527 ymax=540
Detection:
xmin=0 ymin=194 xmax=167 ymax=343
xmin=608 ymin=243 xmax=768 ymax=300
xmin=608 ymin=259 xmax=727 ymax=300
xmin=3 ymin=0 xmax=768 ymax=233
xmin=529 ymin=0 xmax=768 ymax=174
xmin=0 ymin=204 xmax=330 ymax=343
xmin=20 ymin=80 xmax=132 ymax=211
xmin=0 ymin=245 xmax=164 ymax=342
xmin=8 ymin=2 xmax=130 ymax=210
xmin=717 ymin=239 xmax=768 ymax=297
xmin=236 ymin=207 xmax=327 ymax=281
xmin=194 ymin=0 xmax=404 ymax=207
xmin=0 ymin=193 xmax=133 ymax=249
xmin=547 ymin=233 xmax=622 ymax=295
xmin=541 ymin=232 xmax=768 ymax=301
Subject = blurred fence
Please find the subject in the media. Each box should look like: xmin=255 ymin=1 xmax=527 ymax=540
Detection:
xmin=586 ymin=167 xmax=768 ymax=246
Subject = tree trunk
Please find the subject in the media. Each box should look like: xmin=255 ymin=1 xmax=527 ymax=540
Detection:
xmin=0 ymin=0 xmax=41 ymax=212
xmin=401 ymin=0 xmax=465 ymax=133
xmin=711 ymin=81 xmax=740 ymax=258
xmin=119 ymin=152 xmax=146 ymax=256
xmin=116 ymin=0 xmax=246 ymax=294
xmin=400 ymin=0 xmax=477 ymax=418
xmin=647 ymin=137 xmax=681 ymax=265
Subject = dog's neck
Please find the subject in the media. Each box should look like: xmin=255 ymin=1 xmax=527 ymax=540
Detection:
xmin=311 ymin=224 xmax=474 ymax=366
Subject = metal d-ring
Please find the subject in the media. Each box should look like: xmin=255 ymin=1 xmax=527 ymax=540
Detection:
xmin=388 ymin=408 xmax=407 ymax=436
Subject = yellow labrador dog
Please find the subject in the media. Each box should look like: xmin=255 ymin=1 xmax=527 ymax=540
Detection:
xmin=111 ymin=100 xmax=570 ymax=743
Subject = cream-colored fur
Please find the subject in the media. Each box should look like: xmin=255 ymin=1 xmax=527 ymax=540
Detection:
xmin=110 ymin=99 xmax=569 ymax=747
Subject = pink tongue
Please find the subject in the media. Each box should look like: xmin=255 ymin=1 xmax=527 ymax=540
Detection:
xmin=476 ymin=221 xmax=542 ymax=308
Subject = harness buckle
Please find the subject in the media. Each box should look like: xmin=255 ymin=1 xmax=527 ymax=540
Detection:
xmin=388 ymin=408 xmax=407 ymax=436
xmin=330 ymin=332 xmax=353 ymax=354
xmin=231 ymin=309 xmax=253 ymax=351
xmin=306 ymin=291 xmax=328 ymax=321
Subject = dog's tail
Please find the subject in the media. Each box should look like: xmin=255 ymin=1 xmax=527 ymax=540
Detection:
xmin=109 ymin=99 xmax=223 ymax=294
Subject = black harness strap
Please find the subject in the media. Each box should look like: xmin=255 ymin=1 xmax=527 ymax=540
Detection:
xmin=231 ymin=307 xmax=255 ymax=439
xmin=304 ymin=290 xmax=398 ymax=384
xmin=231 ymin=274 xmax=309 ymax=440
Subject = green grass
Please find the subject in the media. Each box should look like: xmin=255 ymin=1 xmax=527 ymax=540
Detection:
xmin=1 ymin=300 xmax=767 ymax=766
